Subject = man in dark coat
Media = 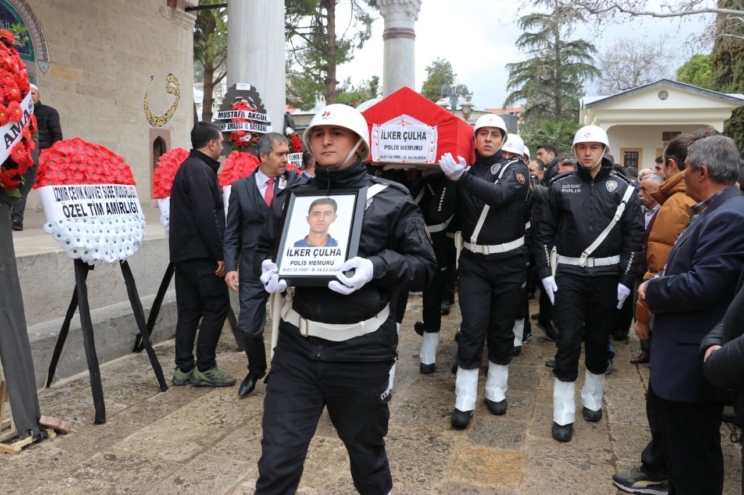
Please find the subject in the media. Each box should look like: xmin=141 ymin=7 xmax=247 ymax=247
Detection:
xmin=169 ymin=122 xmax=234 ymax=388
xmin=639 ymin=134 xmax=744 ymax=495
xmin=11 ymin=84 xmax=62 ymax=231
xmin=224 ymin=132 xmax=304 ymax=398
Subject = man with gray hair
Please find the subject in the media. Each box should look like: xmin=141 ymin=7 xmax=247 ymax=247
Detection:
xmin=224 ymin=132 xmax=305 ymax=398
xmin=636 ymin=135 xmax=744 ymax=494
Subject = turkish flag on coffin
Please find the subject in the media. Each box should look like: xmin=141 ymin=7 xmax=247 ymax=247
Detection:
xmin=361 ymin=86 xmax=475 ymax=166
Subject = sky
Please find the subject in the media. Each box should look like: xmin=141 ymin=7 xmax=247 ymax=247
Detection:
xmin=334 ymin=0 xmax=713 ymax=111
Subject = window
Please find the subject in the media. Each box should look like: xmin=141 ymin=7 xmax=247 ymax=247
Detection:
xmin=662 ymin=131 xmax=681 ymax=146
xmin=620 ymin=147 xmax=643 ymax=169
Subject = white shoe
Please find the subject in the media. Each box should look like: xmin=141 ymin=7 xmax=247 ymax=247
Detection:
xmin=455 ymin=367 xmax=479 ymax=412
xmin=553 ymin=378 xmax=576 ymax=426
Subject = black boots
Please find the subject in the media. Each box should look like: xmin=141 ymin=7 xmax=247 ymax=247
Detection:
xmin=451 ymin=408 xmax=474 ymax=429
xmin=582 ymin=407 xmax=603 ymax=422
xmin=486 ymin=398 xmax=507 ymax=416
xmin=552 ymin=422 xmax=574 ymax=442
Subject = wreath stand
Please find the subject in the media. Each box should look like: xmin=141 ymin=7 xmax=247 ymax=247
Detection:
xmin=44 ymin=259 xmax=168 ymax=424
xmin=0 ymin=362 xmax=55 ymax=454
xmin=130 ymin=262 xmax=243 ymax=353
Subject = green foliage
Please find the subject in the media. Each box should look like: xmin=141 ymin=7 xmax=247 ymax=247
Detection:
xmin=505 ymin=1 xmax=599 ymax=125
xmin=421 ymin=58 xmax=454 ymax=102
xmin=712 ymin=0 xmax=744 ymax=157
xmin=520 ymin=119 xmax=580 ymax=156
xmin=336 ymin=75 xmax=380 ymax=107
xmin=285 ymin=0 xmax=377 ymax=109
xmin=676 ymin=54 xmax=716 ymax=90
xmin=193 ymin=0 xmax=227 ymax=122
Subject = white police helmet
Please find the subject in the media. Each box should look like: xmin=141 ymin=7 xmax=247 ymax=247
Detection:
xmin=303 ymin=104 xmax=370 ymax=161
xmin=502 ymin=134 xmax=525 ymax=156
xmin=473 ymin=114 xmax=507 ymax=138
xmin=572 ymin=125 xmax=610 ymax=154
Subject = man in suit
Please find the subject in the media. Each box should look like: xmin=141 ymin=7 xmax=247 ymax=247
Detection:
xmin=224 ymin=132 xmax=304 ymax=398
xmin=638 ymin=134 xmax=744 ymax=495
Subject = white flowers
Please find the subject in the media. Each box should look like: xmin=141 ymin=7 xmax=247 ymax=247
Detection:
xmin=286 ymin=127 xmax=294 ymax=135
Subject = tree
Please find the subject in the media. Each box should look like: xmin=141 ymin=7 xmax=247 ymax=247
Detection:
xmin=521 ymin=119 xmax=580 ymax=155
xmin=676 ymin=54 xmax=716 ymax=90
xmin=285 ymin=0 xmax=378 ymax=109
xmin=597 ymin=38 xmax=671 ymax=94
xmin=505 ymin=1 xmax=600 ymax=123
xmin=193 ymin=0 xmax=227 ymax=123
xmin=420 ymin=58 xmax=470 ymax=103
xmin=712 ymin=0 xmax=744 ymax=156
xmin=336 ymin=75 xmax=380 ymax=107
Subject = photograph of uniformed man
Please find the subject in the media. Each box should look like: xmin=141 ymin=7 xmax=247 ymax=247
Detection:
xmin=294 ymin=197 xmax=339 ymax=247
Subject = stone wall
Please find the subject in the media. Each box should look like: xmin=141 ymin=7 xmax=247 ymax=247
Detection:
xmin=24 ymin=0 xmax=195 ymax=209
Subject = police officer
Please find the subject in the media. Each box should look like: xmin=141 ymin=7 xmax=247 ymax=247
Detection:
xmin=254 ymin=104 xmax=436 ymax=495
xmin=440 ymin=115 xmax=530 ymax=429
xmin=412 ymin=169 xmax=457 ymax=373
xmin=536 ymin=126 xmax=644 ymax=443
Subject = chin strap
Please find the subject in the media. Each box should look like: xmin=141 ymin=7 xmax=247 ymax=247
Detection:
xmin=340 ymin=139 xmax=363 ymax=169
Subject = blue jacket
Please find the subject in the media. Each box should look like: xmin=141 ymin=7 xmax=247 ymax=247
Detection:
xmin=647 ymin=186 xmax=744 ymax=403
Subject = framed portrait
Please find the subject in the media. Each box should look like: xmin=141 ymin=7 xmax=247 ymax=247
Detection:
xmin=274 ymin=188 xmax=367 ymax=287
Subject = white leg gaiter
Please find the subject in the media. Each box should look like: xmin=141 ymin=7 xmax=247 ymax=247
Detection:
xmin=455 ymin=367 xmax=479 ymax=412
xmin=485 ymin=362 xmax=509 ymax=402
xmin=581 ymin=369 xmax=606 ymax=412
xmin=553 ymin=378 xmax=576 ymax=426
xmin=420 ymin=332 xmax=439 ymax=365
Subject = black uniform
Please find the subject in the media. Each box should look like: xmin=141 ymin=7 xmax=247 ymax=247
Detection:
xmin=410 ymin=171 xmax=457 ymax=334
xmin=253 ymin=161 xmax=436 ymax=495
xmin=536 ymin=158 xmax=644 ymax=381
xmin=169 ymin=149 xmax=230 ymax=373
xmin=455 ymin=152 xmax=530 ymax=369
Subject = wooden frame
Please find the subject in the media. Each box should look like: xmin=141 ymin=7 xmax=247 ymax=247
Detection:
xmin=274 ymin=188 xmax=367 ymax=287
xmin=620 ymin=147 xmax=643 ymax=169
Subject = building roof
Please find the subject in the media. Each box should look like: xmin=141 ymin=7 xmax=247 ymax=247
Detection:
xmin=484 ymin=106 xmax=524 ymax=115
xmin=582 ymin=79 xmax=744 ymax=109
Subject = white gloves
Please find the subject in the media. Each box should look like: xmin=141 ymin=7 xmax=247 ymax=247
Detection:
xmin=617 ymin=283 xmax=631 ymax=309
xmin=260 ymin=259 xmax=287 ymax=294
xmin=329 ymin=257 xmax=374 ymax=295
xmin=542 ymin=276 xmax=558 ymax=305
xmin=440 ymin=152 xmax=467 ymax=181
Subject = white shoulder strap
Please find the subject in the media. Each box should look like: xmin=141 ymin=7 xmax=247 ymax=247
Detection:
xmin=367 ymin=183 xmax=388 ymax=200
xmin=579 ymin=183 xmax=635 ymax=265
xmin=414 ymin=188 xmax=425 ymax=204
xmin=471 ymin=160 xmax=518 ymax=245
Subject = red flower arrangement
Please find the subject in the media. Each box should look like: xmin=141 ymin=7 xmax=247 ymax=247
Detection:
xmin=152 ymin=147 xmax=188 ymax=199
xmin=34 ymin=138 xmax=136 ymax=188
xmin=288 ymin=133 xmax=303 ymax=154
xmin=0 ymin=29 xmax=36 ymax=195
xmin=229 ymin=99 xmax=261 ymax=150
xmin=219 ymin=151 xmax=300 ymax=188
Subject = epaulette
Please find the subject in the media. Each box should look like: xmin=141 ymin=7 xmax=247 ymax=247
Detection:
xmin=370 ymin=175 xmax=410 ymax=194
xmin=549 ymin=171 xmax=576 ymax=185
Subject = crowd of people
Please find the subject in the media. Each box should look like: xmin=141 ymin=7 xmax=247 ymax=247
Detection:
xmin=167 ymin=103 xmax=744 ymax=495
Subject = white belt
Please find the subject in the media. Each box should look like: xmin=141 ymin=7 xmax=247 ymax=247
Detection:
xmin=464 ymin=236 xmax=524 ymax=255
xmin=557 ymin=254 xmax=620 ymax=268
xmin=427 ymin=222 xmax=447 ymax=233
xmin=446 ymin=232 xmax=455 ymax=239
xmin=281 ymin=302 xmax=390 ymax=342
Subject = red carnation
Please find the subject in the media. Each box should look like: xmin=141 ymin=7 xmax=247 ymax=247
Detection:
xmin=152 ymin=147 xmax=188 ymax=199
xmin=219 ymin=151 xmax=260 ymax=188
xmin=6 ymin=100 xmax=21 ymax=123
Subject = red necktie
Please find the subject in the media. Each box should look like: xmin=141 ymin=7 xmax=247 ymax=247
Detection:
xmin=265 ymin=178 xmax=275 ymax=207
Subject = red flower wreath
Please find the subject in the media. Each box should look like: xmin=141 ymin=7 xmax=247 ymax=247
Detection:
xmin=0 ymin=29 xmax=36 ymax=195
xmin=34 ymin=137 xmax=136 ymax=188
xmin=229 ymin=99 xmax=262 ymax=150
xmin=288 ymin=133 xmax=304 ymax=154
xmin=152 ymin=148 xmax=188 ymax=199
xmin=219 ymin=151 xmax=300 ymax=188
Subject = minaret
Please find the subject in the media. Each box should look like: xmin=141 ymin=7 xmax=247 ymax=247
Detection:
xmin=378 ymin=0 xmax=423 ymax=97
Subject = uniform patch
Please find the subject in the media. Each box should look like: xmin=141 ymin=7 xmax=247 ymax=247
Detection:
xmin=606 ymin=179 xmax=618 ymax=193
xmin=491 ymin=163 xmax=501 ymax=175
xmin=515 ymin=173 xmax=526 ymax=184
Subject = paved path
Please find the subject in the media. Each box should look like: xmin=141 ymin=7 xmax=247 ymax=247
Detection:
xmin=3 ymin=295 xmax=741 ymax=494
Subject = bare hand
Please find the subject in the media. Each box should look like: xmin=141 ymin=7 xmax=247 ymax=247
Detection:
xmin=635 ymin=321 xmax=650 ymax=340
xmin=215 ymin=260 xmax=226 ymax=278
xmin=638 ymin=281 xmax=647 ymax=301
xmin=704 ymin=345 xmax=722 ymax=362
xmin=225 ymin=271 xmax=239 ymax=291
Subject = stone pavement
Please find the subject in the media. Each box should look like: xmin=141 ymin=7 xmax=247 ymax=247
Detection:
xmin=2 ymin=295 xmax=741 ymax=494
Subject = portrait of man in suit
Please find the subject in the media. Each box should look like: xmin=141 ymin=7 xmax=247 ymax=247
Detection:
xmin=294 ymin=198 xmax=338 ymax=247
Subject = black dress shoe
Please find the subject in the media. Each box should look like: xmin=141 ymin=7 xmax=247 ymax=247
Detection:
xmin=454 ymin=330 xmax=461 ymax=342
xmin=451 ymin=408 xmax=474 ymax=429
xmin=414 ymin=321 xmax=425 ymax=336
xmin=582 ymin=407 xmax=602 ymax=422
xmin=238 ymin=370 xmax=266 ymax=398
xmin=486 ymin=398 xmax=507 ymax=415
xmin=420 ymin=363 xmax=436 ymax=374
xmin=441 ymin=300 xmax=451 ymax=315
xmin=513 ymin=346 xmax=522 ymax=356
xmin=630 ymin=351 xmax=650 ymax=365
xmin=451 ymin=362 xmax=458 ymax=374
xmin=530 ymin=312 xmax=539 ymax=321
xmin=522 ymin=331 xmax=533 ymax=343
xmin=537 ymin=320 xmax=557 ymax=342
xmin=11 ymin=221 xmax=22 ymax=231
xmin=552 ymin=422 xmax=573 ymax=442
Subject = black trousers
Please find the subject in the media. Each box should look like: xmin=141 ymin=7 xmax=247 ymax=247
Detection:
xmin=442 ymin=238 xmax=457 ymax=304
xmin=659 ymin=397 xmax=724 ymax=495
xmin=456 ymin=252 xmax=525 ymax=369
xmin=10 ymin=164 xmax=35 ymax=225
xmin=239 ymin=277 xmax=269 ymax=374
xmin=420 ymin=232 xmax=456 ymax=333
xmin=174 ymin=258 xmax=230 ymax=372
xmin=640 ymin=382 xmax=668 ymax=480
xmin=256 ymin=344 xmax=393 ymax=495
xmin=553 ymin=271 xmax=616 ymax=382
xmin=538 ymin=282 xmax=553 ymax=326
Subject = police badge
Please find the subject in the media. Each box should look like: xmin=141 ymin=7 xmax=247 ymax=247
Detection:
xmin=278 ymin=177 xmax=287 ymax=189
xmin=490 ymin=163 xmax=501 ymax=175
xmin=606 ymin=179 xmax=618 ymax=193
